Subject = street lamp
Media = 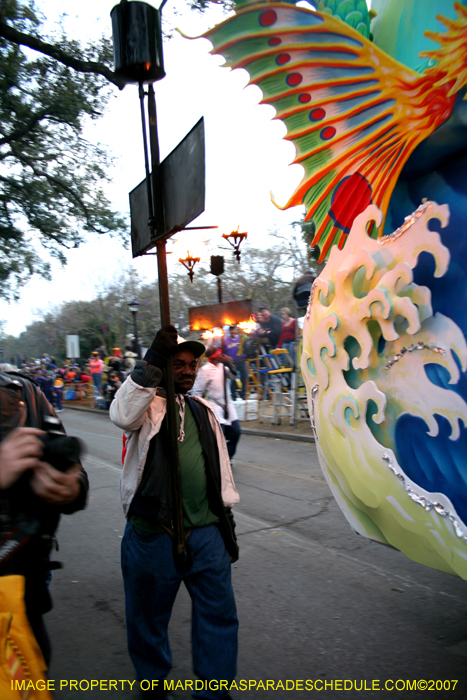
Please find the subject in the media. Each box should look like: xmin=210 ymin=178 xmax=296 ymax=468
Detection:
xmin=128 ymin=300 xmax=141 ymax=359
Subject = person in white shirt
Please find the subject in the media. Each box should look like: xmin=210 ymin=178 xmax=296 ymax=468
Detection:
xmin=191 ymin=347 xmax=242 ymax=462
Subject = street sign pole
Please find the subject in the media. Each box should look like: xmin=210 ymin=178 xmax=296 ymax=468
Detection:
xmin=210 ymin=257 xmax=229 ymax=419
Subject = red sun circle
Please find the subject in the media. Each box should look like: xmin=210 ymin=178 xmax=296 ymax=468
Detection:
xmin=269 ymin=37 xmax=281 ymax=46
xmin=299 ymin=93 xmax=311 ymax=103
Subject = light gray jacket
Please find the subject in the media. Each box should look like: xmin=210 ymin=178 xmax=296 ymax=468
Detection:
xmin=110 ymin=374 xmax=240 ymax=516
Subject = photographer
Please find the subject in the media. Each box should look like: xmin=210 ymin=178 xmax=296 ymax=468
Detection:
xmin=0 ymin=369 xmax=89 ymax=664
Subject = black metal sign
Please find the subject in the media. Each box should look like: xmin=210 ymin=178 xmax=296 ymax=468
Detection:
xmin=130 ymin=117 xmax=205 ymax=257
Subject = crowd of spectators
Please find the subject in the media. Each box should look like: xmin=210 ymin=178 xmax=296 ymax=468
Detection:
xmin=3 ymin=345 xmax=139 ymax=411
xmin=203 ymin=304 xmax=299 ymax=401
xmin=4 ymin=305 xmax=298 ymax=411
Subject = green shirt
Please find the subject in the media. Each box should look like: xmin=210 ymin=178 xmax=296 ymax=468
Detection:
xmin=130 ymin=401 xmax=218 ymax=533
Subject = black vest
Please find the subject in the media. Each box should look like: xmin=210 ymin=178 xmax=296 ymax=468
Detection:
xmin=130 ymin=396 xmax=238 ymax=561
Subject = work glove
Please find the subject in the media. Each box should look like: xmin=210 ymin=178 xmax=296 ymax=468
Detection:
xmin=225 ymin=508 xmax=239 ymax=563
xmin=130 ymin=361 xmax=163 ymax=388
xmin=144 ymin=325 xmax=178 ymax=369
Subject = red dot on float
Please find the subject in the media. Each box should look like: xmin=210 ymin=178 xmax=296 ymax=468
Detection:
xmin=260 ymin=10 xmax=277 ymax=27
xmin=269 ymin=37 xmax=281 ymax=46
xmin=286 ymin=73 xmax=302 ymax=86
xmin=310 ymin=108 xmax=326 ymax=121
xmin=277 ymin=54 xmax=291 ymax=65
xmin=299 ymin=93 xmax=311 ymax=103
xmin=321 ymin=126 xmax=336 ymax=140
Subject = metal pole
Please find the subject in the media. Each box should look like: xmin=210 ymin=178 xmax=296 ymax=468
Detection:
xmin=147 ymin=84 xmax=164 ymax=239
xmin=139 ymin=83 xmax=155 ymax=229
xmin=217 ymin=276 xmax=229 ymax=420
xmin=146 ymin=85 xmax=188 ymax=567
xmin=132 ymin=312 xmax=141 ymax=360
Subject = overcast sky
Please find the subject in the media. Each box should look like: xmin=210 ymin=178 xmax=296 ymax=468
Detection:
xmin=0 ymin=1 xmax=371 ymax=337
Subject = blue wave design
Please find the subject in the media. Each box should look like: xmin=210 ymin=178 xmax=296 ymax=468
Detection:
xmin=395 ymin=413 xmax=467 ymax=526
xmin=388 ymin=111 xmax=467 ymax=527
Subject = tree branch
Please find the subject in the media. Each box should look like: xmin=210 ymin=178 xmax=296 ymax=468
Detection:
xmin=0 ymin=108 xmax=49 ymax=146
xmin=0 ymin=21 xmax=127 ymax=90
xmin=8 ymin=147 xmax=106 ymax=234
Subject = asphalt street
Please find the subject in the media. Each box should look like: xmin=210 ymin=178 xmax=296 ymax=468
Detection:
xmin=44 ymin=409 xmax=467 ymax=700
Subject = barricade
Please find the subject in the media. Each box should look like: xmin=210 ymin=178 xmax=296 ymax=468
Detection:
xmin=62 ymin=381 xmax=96 ymax=408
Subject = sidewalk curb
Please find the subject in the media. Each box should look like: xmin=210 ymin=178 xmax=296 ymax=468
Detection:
xmin=63 ymin=404 xmax=316 ymax=444
xmin=241 ymin=427 xmax=315 ymax=443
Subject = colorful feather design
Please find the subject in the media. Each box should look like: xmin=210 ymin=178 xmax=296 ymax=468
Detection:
xmin=200 ymin=1 xmax=467 ymax=261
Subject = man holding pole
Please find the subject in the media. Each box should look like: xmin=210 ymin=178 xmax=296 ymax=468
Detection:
xmin=110 ymin=325 xmax=239 ymax=700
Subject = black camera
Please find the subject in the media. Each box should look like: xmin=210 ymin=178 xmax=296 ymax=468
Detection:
xmin=40 ymin=416 xmax=83 ymax=472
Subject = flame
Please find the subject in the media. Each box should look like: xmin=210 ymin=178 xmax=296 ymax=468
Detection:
xmin=201 ymin=328 xmax=224 ymax=340
xmin=168 ymin=235 xmax=208 ymax=263
xmin=238 ymin=317 xmax=257 ymax=334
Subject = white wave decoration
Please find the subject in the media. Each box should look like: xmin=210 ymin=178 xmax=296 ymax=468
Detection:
xmin=302 ymin=201 xmax=467 ymax=578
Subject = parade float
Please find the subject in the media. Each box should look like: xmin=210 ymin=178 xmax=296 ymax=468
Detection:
xmin=191 ymin=0 xmax=467 ymax=578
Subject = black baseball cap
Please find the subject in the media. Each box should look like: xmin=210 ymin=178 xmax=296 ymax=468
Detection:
xmin=175 ymin=335 xmax=205 ymax=359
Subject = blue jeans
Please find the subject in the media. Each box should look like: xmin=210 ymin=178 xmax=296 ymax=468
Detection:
xmin=92 ymin=373 xmax=102 ymax=392
xmin=121 ymin=523 xmax=238 ymax=698
xmin=282 ymin=340 xmax=296 ymax=367
xmin=54 ymin=387 xmax=63 ymax=410
xmin=221 ymin=421 xmax=241 ymax=460
xmin=233 ymin=361 xmax=247 ymax=400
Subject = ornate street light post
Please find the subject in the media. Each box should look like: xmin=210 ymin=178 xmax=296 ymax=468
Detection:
xmin=222 ymin=227 xmax=248 ymax=262
xmin=128 ymin=300 xmax=141 ymax=359
xmin=179 ymin=252 xmax=201 ymax=283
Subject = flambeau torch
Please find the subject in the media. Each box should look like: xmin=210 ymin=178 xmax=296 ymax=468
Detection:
xmin=111 ymin=0 xmax=191 ymax=571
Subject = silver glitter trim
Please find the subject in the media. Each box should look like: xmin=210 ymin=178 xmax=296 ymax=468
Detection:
xmin=385 ymin=342 xmax=446 ymax=369
xmin=310 ymin=384 xmax=319 ymax=441
xmin=382 ymin=454 xmax=467 ymax=544
xmin=377 ymin=201 xmax=431 ymax=247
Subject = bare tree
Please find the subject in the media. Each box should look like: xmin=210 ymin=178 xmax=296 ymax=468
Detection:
xmin=3 ymin=232 xmax=310 ymax=359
